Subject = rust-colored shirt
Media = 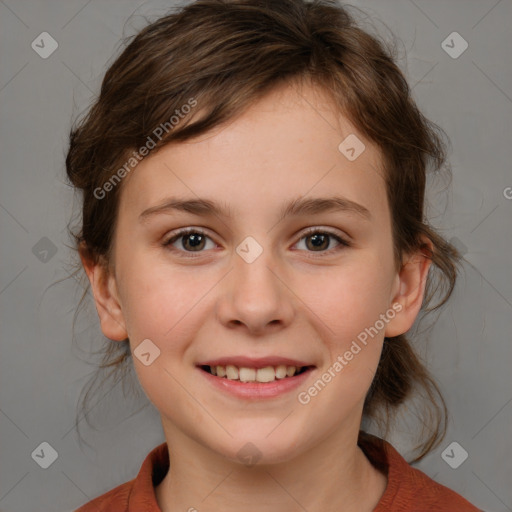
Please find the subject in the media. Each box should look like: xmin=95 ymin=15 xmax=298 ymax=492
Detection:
xmin=75 ymin=433 xmax=481 ymax=511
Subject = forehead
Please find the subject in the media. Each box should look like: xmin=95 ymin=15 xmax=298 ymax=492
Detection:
xmin=118 ymin=82 xmax=387 ymax=222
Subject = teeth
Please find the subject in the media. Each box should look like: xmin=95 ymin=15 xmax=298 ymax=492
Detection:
xmin=275 ymin=365 xmax=288 ymax=379
xmin=226 ymin=365 xmax=238 ymax=380
xmin=256 ymin=367 xmax=275 ymax=383
xmin=208 ymin=364 xmax=306 ymax=382
xmin=239 ymin=367 xmax=256 ymax=382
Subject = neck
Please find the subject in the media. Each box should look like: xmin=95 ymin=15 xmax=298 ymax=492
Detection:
xmin=155 ymin=424 xmax=387 ymax=512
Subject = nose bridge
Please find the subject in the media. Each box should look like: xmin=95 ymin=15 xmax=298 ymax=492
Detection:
xmin=236 ymin=242 xmax=277 ymax=296
xmin=216 ymin=236 xmax=294 ymax=333
xmin=233 ymin=237 xmax=282 ymax=307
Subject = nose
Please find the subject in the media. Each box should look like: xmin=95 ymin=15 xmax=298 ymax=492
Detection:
xmin=215 ymin=245 xmax=295 ymax=335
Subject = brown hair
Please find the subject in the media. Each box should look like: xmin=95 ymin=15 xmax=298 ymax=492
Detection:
xmin=65 ymin=0 xmax=461 ymax=461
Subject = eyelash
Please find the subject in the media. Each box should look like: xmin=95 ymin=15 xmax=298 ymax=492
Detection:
xmin=162 ymin=227 xmax=351 ymax=258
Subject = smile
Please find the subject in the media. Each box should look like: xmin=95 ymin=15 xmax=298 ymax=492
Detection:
xmin=201 ymin=364 xmax=311 ymax=383
xmin=196 ymin=364 xmax=316 ymax=399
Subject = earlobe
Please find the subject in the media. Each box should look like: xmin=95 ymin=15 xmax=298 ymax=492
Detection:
xmin=384 ymin=239 xmax=433 ymax=338
xmin=79 ymin=249 xmax=128 ymax=342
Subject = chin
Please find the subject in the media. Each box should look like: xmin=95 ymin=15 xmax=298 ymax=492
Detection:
xmin=214 ymin=430 xmax=305 ymax=467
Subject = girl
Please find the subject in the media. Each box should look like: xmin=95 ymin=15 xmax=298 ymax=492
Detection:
xmin=67 ymin=0 xmax=481 ymax=510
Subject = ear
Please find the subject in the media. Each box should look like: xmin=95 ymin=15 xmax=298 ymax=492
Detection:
xmin=384 ymin=237 xmax=433 ymax=338
xmin=79 ymin=244 xmax=128 ymax=342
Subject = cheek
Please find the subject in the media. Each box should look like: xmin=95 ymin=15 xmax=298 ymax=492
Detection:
xmin=295 ymin=261 xmax=390 ymax=423
xmin=117 ymin=251 xmax=209 ymax=342
xmin=117 ymin=261 xmax=205 ymax=408
xmin=305 ymin=254 xmax=394 ymax=343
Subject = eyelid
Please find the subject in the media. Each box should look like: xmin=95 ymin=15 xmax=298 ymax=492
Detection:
xmin=163 ymin=227 xmax=215 ymax=246
xmin=298 ymin=226 xmax=350 ymax=241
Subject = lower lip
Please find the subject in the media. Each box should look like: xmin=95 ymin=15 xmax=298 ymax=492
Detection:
xmin=197 ymin=367 xmax=315 ymax=399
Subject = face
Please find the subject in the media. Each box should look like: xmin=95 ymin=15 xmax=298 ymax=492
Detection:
xmin=86 ymin=81 xmax=428 ymax=465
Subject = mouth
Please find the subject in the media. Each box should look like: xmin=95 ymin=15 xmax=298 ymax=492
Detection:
xmin=199 ymin=364 xmax=313 ymax=383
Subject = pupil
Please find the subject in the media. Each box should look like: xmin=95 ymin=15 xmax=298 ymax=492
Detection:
xmin=308 ymin=234 xmax=327 ymax=251
xmin=185 ymin=233 xmax=204 ymax=250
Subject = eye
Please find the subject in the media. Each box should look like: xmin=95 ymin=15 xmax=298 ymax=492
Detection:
xmin=163 ymin=228 xmax=216 ymax=255
xmin=294 ymin=228 xmax=350 ymax=255
xmin=162 ymin=227 xmax=350 ymax=258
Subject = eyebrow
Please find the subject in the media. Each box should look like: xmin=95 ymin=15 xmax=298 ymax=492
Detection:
xmin=138 ymin=195 xmax=372 ymax=223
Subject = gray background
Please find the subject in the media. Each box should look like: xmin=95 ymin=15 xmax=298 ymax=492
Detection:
xmin=0 ymin=0 xmax=511 ymax=510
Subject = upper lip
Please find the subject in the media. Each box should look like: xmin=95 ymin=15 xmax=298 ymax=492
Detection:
xmin=197 ymin=356 xmax=314 ymax=369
